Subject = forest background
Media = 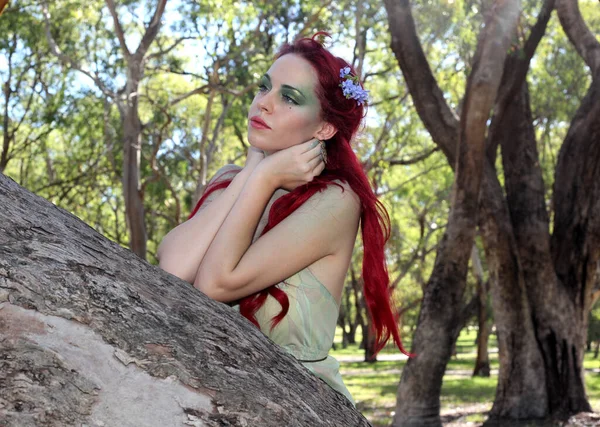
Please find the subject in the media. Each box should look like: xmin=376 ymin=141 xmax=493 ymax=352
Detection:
xmin=1 ymin=0 xmax=599 ymax=426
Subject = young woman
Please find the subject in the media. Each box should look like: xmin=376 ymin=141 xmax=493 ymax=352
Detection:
xmin=157 ymin=33 xmax=410 ymax=405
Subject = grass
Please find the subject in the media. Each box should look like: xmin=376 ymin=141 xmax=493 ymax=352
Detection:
xmin=331 ymin=327 xmax=599 ymax=426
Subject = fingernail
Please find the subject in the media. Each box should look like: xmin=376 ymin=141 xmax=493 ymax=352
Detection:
xmin=310 ymin=140 xmax=319 ymax=148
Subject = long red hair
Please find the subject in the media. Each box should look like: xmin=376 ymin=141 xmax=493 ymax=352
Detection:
xmin=190 ymin=33 xmax=411 ymax=357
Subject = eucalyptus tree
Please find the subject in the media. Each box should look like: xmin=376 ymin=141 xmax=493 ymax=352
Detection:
xmin=385 ymin=0 xmax=599 ymax=424
xmin=40 ymin=0 xmax=170 ymax=260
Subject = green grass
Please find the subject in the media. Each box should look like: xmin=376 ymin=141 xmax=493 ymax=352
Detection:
xmin=331 ymin=327 xmax=600 ymax=426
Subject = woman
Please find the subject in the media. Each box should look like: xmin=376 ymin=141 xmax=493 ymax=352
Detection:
xmin=157 ymin=33 xmax=411 ymax=405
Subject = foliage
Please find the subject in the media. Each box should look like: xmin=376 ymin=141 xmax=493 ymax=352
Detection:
xmin=1 ymin=0 xmax=598 ymax=357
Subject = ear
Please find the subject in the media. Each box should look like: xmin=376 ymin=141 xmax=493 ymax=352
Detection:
xmin=315 ymin=122 xmax=337 ymax=141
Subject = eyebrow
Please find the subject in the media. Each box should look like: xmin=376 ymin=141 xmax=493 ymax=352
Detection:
xmin=263 ymin=73 xmax=307 ymax=102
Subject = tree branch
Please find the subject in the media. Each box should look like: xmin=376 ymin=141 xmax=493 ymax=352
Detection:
xmin=42 ymin=2 xmax=116 ymax=99
xmin=556 ymin=0 xmax=600 ymax=76
xmin=136 ymin=0 xmax=168 ymax=59
xmin=486 ymin=0 xmax=555 ymax=162
xmin=147 ymin=36 xmax=195 ymax=61
xmin=388 ymin=146 xmax=440 ymax=166
xmin=383 ymin=0 xmax=460 ymax=164
xmin=104 ymin=0 xmax=131 ymax=58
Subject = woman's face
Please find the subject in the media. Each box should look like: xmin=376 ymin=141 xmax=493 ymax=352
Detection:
xmin=247 ymin=54 xmax=326 ymax=153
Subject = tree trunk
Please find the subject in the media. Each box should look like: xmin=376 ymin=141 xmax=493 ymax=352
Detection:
xmin=350 ymin=267 xmax=364 ymax=348
xmin=386 ymin=1 xmax=520 ymax=425
xmin=337 ymin=288 xmax=350 ymax=348
xmin=478 ymin=80 xmax=549 ymax=423
xmin=385 ymin=0 xmax=597 ymax=423
xmin=544 ymin=77 xmax=599 ymax=417
xmin=0 ymin=173 xmax=369 ymax=427
xmin=363 ymin=306 xmax=377 ymax=363
xmin=121 ymin=92 xmax=147 ymax=260
xmin=472 ymin=247 xmax=491 ymax=377
xmin=344 ymin=282 xmax=357 ymax=345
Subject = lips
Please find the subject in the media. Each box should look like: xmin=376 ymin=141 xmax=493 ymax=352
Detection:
xmin=249 ymin=116 xmax=271 ymax=130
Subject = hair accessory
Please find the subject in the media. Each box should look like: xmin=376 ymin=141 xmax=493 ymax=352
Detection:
xmin=319 ymin=140 xmax=328 ymax=165
xmin=339 ymin=67 xmax=369 ymax=106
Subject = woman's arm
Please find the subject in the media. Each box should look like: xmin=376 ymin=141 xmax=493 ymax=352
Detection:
xmin=194 ymin=141 xmax=361 ymax=302
xmin=157 ymin=150 xmax=264 ymax=283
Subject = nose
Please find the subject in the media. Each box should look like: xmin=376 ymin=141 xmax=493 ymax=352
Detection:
xmin=256 ymin=91 xmax=274 ymax=114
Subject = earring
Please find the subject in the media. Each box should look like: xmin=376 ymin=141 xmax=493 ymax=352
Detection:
xmin=319 ymin=140 xmax=328 ymax=165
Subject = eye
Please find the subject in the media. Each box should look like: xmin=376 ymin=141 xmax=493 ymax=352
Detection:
xmin=257 ymin=84 xmax=268 ymax=93
xmin=283 ymin=94 xmax=298 ymax=105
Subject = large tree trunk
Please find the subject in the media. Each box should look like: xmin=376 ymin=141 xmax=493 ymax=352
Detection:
xmin=545 ymin=77 xmax=600 ymax=416
xmin=386 ymin=1 xmax=520 ymax=425
xmin=478 ymin=161 xmax=547 ymax=421
xmin=0 ymin=173 xmax=369 ymax=427
xmin=385 ymin=0 xmax=599 ymax=423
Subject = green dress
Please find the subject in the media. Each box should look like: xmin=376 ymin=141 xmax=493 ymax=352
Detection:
xmin=233 ymin=268 xmax=354 ymax=405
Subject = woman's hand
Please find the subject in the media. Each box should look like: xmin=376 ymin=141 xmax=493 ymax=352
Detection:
xmin=256 ymin=139 xmax=325 ymax=191
xmin=244 ymin=146 xmax=265 ymax=170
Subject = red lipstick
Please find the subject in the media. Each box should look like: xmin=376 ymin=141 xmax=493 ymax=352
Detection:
xmin=250 ymin=116 xmax=271 ymax=130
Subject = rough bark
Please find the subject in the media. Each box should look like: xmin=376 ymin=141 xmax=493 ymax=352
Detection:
xmin=386 ymin=1 xmax=521 ymax=425
xmin=548 ymin=77 xmax=600 ymax=416
xmin=494 ymin=0 xmax=599 ymax=418
xmin=478 ymin=160 xmax=547 ymax=421
xmin=0 ymin=173 xmax=369 ymax=427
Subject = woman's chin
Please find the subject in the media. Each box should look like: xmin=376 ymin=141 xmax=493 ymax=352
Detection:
xmin=248 ymin=134 xmax=297 ymax=152
xmin=247 ymin=136 xmax=271 ymax=151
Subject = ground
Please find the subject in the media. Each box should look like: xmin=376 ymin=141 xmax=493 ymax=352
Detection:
xmin=331 ymin=328 xmax=600 ymax=427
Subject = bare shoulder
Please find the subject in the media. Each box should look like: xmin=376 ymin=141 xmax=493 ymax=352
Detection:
xmin=193 ymin=165 xmax=242 ymax=213
xmin=209 ymin=164 xmax=242 ymax=185
xmin=301 ymin=180 xmax=361 ymax=221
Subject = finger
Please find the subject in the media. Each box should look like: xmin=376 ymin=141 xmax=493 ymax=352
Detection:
xmin=301 ymin=138 xmax=320 ymax=153
xmin=307 ymin=154 xmax=323 ymax=171
xmin=303 ymin=143 xmax=323 ymax=161
xmin=313 ymin=160 xmax=326 ymax=176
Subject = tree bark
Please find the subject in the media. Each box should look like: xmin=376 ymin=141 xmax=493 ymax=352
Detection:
xmin=0 ymin=173 xmax=369 ymax=427
xmin=546 ymin=77 xmax=600 ymax=416
xmin=386 ymin=1 xmax=521 ymax=425
xmin=478 ymin=160 xmax=547 ymax=421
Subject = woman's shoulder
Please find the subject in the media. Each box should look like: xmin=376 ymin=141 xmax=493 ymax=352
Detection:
xmin=304 ymin=179 xmax=361 ymax=216
xmin=208 ymin=164 xmax=242 ymax=185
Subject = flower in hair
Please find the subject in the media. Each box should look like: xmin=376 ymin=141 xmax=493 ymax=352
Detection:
xmin=339 ymin=67 xmax=369 ymax=105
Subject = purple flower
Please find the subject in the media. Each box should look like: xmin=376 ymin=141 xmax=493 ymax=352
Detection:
xmin=339 ymin=67 xmax=369 ymax=105
xmin=339 ymin=66 xmax=351 ymax=78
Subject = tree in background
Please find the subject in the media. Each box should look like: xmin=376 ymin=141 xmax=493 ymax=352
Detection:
xmin=385 ymin=0 xmax=599 ymax=424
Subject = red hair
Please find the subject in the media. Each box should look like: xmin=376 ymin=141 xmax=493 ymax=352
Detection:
xmin=190 ymin=33 xmax=411 ymax=357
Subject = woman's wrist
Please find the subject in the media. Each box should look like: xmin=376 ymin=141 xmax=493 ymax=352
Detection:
xmin=250 ymin=160 xmax=280 ymax=192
